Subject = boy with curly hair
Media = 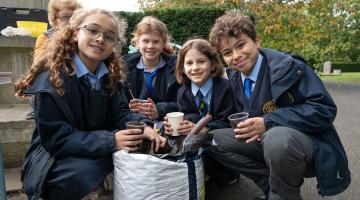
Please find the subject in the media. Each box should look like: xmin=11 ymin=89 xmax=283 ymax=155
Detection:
xmin=207 ymin=11 xmax=350 ymax=200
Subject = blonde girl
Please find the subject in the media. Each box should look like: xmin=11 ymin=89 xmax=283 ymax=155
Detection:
xmin=122 ymin=16 xmax=180 ymax=120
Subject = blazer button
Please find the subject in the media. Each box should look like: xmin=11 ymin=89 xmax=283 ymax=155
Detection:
xmin=297 ymin=70 xmax=303 ymax=75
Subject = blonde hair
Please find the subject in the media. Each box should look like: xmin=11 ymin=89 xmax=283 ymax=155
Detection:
xmin=176 ymin=38 xmax=223 ymax=85
xmin=48 ymin=0 xmax=82 ymax=28
xmin=132 ymin=16 xmax=170 ymax=47
xmin=15 ymin=8 xmax=128 ymax=98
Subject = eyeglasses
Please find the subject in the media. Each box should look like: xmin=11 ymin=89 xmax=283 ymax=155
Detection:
xmin=57 ymin=15 xmax=71 ymax=22
xmin=79 ymin=25 xmax=119 ymax=45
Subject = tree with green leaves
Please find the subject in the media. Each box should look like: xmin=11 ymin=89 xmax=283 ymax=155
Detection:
xmin=136 ymin=0 xmax=359 ymax=67
xmin=139 ymin=0 xmax=242 ymax=11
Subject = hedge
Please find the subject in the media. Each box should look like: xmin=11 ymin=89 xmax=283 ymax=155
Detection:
xmin=318 ymin=62 xmax=360 ymax=72
xmin=116 ymin=6 xmax=227 ymax=55
xmin=331 ymin=62 xmax=360 ymax=72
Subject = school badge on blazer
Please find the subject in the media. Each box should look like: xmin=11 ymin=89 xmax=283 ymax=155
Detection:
xmin=278 ymin=92 xmax=296 ymax=106
xmin=263 ymin=100 xmax=277 ymax=114
xmin=263 ymin=92 xmax=296 ymax=114
xmin=287 ymin=92 xmax=295 ymax=104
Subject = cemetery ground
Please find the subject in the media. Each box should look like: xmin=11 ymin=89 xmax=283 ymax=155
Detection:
xmin=320 ymin=72 xmax=360 ymax=83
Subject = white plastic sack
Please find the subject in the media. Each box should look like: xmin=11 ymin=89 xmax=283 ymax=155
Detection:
xmin=113 ymin=150 xmax=205 ymax=200
xmin=0 ymin=26 xmax=31 ymax=37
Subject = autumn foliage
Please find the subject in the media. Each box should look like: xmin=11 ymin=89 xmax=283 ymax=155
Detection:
xmin=131 ymin=0 xmax=360 ymax=68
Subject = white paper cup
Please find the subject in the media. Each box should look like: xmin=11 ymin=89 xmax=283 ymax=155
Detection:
xmin=166 ymin=112 xmax=184 ymax=136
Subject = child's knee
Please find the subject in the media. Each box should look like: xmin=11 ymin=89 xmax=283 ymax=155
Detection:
xmin=263 ymin=127 xmax=308 ymax=163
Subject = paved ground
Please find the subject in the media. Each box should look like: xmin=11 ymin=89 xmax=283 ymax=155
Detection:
xmin=6 ymin=80 xmax=360 ymax=200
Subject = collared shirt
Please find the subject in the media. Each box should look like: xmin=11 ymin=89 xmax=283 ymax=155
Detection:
xmin=241 ymin=54 xmax=263 ymax=91
xmin=191 ymin=78 xmax=213 ymax=106
xmin=136 ymin=56 xmax=166 ymax=72
xmin=73 ymin=53 xmax=109 ymax=91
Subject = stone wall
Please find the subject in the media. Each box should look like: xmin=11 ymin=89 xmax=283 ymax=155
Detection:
xmin=0 ymin=120 xmax=34 ymax=168
xmin=0 ymin=0 xmax=49 ymax=9
xmin=0 ymin=0 xmax=48 ymax=168
xmin=0 ymin=104 xmax=34 ymax=168
xmin=0 ymin=36 xmax=35 ymax=104
xmin=0 ymin=35 xmax=36 ymax=170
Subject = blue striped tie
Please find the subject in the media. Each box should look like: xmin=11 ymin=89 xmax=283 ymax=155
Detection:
xmin=244 ymin=78 xmax=252 ymax=98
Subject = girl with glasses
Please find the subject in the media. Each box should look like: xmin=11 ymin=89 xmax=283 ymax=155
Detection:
xmin=15 ymin=8 xmax=166 ymax=200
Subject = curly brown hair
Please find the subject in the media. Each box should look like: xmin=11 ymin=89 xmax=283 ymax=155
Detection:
xmin=15 ymin=8 xmax=128 ymax=98
xmin=209 ymin=11 xmax=257 ymax=53
xmin=175 ymin=38 xmax=223 ymax=85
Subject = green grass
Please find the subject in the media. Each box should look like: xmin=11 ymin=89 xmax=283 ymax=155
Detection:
xmin=320 ymin=72 xmax=360 ymax=83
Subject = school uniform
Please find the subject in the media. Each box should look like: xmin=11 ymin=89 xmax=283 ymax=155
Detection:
xmin=121 ymin=52 xmax=180 ymax=120
xmin=21 ymin=54 xmax=149 ymax=200
xmin=177 ymin=77 xmax=234 ymax=130
xmin=208 ymin=48 xmax=350 ymax=199
xmin=177 ymin=77 xmax=238 ymax=183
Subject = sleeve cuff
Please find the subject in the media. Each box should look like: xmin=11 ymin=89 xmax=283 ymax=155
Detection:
xmin=263 ymin=115 xmax=274 ymax=131
xmin=140 ymin=119 xmax=154 ymax=127
xmin=155 ymin=104 xmax=165 ymax=120
xmin=106 ymin=130 xmax=117 ymax=153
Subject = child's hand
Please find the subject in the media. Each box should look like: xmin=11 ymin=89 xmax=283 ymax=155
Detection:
xmin=129 ymin=99 xmax=146 ymax=112
xmin=164 ymin=118 xmax=194 ymax=136
xmin=234 ymin=117 xmax=266 ymax=143
xmin=139 ymin=98 xmax=159 ymax=120
xmin=177 ymin=120 xmax=195 ymax=135
xmin=143 ymin=126 xmax=167 ymax=152
xmin=163 ymin=117 xmax=173 ymax=135
xmin=114 ymin=129 xmax=142 ymax=152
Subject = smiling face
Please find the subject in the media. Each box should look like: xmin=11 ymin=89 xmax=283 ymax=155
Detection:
xmin=136 ymin=33 xmax=165 ymax=64
xmin=219 ymin=34 xmax=260 ymax=76
xmin=184 ymin=48 xmax=213 ymax=87
xmin=73 ymin=13 xmax=118 ymax=72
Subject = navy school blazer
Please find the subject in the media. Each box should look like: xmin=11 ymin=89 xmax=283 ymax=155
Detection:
xmin=177 ymin=77 xmax=235 ymax=131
